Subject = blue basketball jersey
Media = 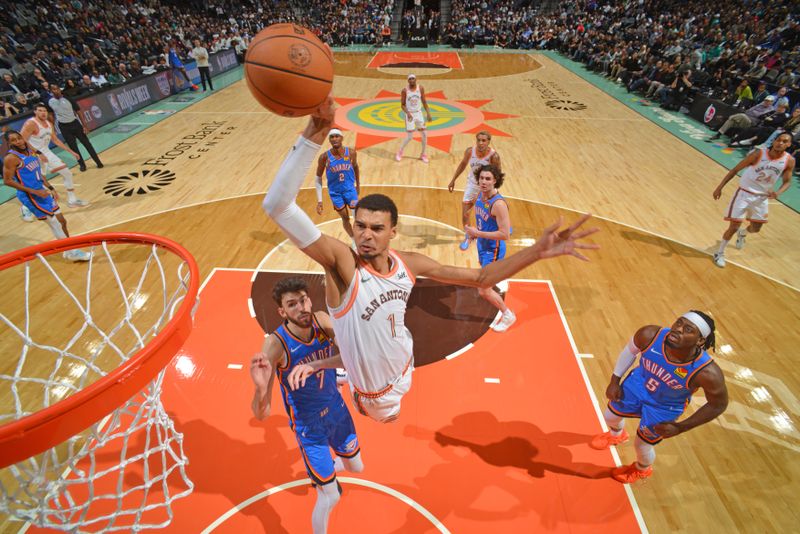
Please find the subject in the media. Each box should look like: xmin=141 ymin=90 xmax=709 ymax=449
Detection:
xmin=325 ymin=148 xmax=356 ymax=193
xmin=273 ymin=316 xmax=341 ymax=428
xmin=633 ymin=327 xmax=713 ymax=408
xmin=8 ymin=149 xmax=45 ymax=191
xmin=475 ymin=191 xmax=511 ymax=251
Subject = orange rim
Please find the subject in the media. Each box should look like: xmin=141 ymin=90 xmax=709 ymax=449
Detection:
xmin=0 ymin=233 xmax=199 ymax=468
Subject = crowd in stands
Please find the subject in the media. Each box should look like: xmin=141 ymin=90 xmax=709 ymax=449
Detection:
xmin=444 ymin=0 xmax=800 ymax=154
xmin=3 ymin=0 xmax=800 ymax=154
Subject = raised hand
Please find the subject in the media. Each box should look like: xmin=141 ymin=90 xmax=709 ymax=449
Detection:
xmin=249 ymin=352 xmax=272 ymax=390
xmin=303 ymin=94 xmax=336 ymax=145
xmin=534 ymin=214 xmax=600 ymax=261
xmin=287 ymin=363 xmax=315 ymax=391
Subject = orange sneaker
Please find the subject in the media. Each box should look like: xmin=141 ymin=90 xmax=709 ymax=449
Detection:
xmin=612 ymin=462 xmax=653 ymax=484
xmin=589 ymin=429 xmax=629 ymax=450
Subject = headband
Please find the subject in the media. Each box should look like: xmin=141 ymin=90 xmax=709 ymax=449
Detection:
xmin=681 ymin=312 xmax=711 ymax=338
xmin=328 ymin=128 xmax=343 ymax=137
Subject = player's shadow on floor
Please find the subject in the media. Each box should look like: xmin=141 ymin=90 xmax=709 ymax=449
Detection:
xmin=93 ymin=413 xmax=306 ymax=533
xmin=432 ymin=411 xmax=611 ymax=480
xmin=396 ymin=222 xmax=463 ymax=249
xmin=390 ymin=412 xmax=617 ymax=532
xmin=619 ymin=229 xmax=709 ymax=258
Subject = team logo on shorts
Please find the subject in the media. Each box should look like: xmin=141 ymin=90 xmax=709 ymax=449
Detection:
xmin=343 ymin=438 xmax=358 ymax=453
xmin=104 ymin=169 xmax=177 ymax=197
xmin=333 ymin=90 xmax=518 ymax=153
xmin=288 ymin=44 xmax=312 ymax=68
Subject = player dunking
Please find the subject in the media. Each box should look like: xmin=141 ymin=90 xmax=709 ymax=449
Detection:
xmin=315 ymin=129 xmax=360 ymax=238
xmin=2 ymin=130 xmax=90 ymax=261
xmin=396 ymin=74 xmax=432 ymax=163
xmin=263 ymin=97 xmax=599 ymax=423
xmin=21 ymin=103 xmax=88 ymax=208
xmin=448 ymin=131 xmax=501 ymax=251
xmin=590 ymin=311 xmax=728 ymax=483
xmin=712 ymin=132 xmax=795 ymax=268
xmin=250 ymin=277 xmax=362 ymax=534
xmin=464 ymin=165 xmax=515 ymax=332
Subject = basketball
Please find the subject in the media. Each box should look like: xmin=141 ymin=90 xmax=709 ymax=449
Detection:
xmin=244 ymin=24 xmax=334 ymax=117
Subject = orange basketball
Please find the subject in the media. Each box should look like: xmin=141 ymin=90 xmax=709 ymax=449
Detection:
xmin=244 ymin=24 xmax=333 ymax=117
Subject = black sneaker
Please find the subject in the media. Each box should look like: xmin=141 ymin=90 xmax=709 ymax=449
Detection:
xmin=78 ymin=162 xmax=87 ymax=172
xmin=97 ymin=162 xmax=104 ymax=169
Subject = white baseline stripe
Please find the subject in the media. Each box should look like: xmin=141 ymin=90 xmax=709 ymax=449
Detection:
xmin=201 ymin=477 xmax=450 ymax=533
xmin=545 ymin=279 xmax=648 ymax=533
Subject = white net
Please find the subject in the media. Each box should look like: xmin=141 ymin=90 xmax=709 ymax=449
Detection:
xmin=0 ymin=239 xmax=195 ymax=532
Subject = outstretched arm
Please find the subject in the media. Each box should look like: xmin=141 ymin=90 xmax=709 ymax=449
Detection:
xmin=261 ymin=97 xmax=354 ymax=272
xmin=448 ymin=148 xmax=471 ymax=192
xmin=249 ymin=335 xmax=284 ymax=420
xmin=402 ymin=214 xmax=599 ymax=287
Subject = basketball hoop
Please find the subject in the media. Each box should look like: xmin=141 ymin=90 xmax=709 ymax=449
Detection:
xmin=0 ymin=233 xmax=199 ymax=531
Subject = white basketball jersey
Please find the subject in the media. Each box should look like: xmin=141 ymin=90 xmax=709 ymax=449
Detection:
xmin=740 ymin=148 xmax=791 ymax=195
xmin=468 ymin=146 xmax=496 ymax=184
xmin=26 ymin=118 xmax=52 ymax=151
xmin=405 ymin=86 xmax=422 ymax=113
xmin=328 ymin=250 xmax=415 ymax=393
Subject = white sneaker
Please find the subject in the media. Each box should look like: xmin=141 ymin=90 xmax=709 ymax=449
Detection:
xmin=67 ymin=198 xmax=89 ymax=208
xmin=491 ymin=310 xmax=516 ymax=333
xmin=496 ymin=280 xmax=509 ymax=293
xmin=64 ymin=249 xmax=91 ymax=262
xmin=20 ymin=205 xmax=34 ymax=222
xmin=712 ymin=253 xmax=725 ymax=268
xmin=336 ymin=368 xmax=348 ymax=386
xmin=735 ymin=230 xmax=746 ymax=250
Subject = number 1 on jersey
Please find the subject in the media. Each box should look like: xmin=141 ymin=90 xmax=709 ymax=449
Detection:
xmin=317 ymin=370 xmax=325 ymax=389
xmin=388 ymin=313 xmax=397 ymax=338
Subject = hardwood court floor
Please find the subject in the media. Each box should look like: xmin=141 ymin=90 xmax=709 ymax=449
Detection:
xmin=1 ymin=53 xmax=799 ymax=532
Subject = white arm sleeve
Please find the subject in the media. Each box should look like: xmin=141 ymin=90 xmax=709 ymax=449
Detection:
xmin=613 ymin=337 xmax=640 ymax=377
xmin=315 ymin=175 xmax=323 ymax=203
xmin=262 ymin=136 xmax=322 ymax=249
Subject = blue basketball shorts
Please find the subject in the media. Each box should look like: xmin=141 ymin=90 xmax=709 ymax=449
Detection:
xmin=328 ymin=188 xmax=358 ymax=211
xmin=17 ymin=190 xmax=59 ymax=220
xmin=477 ymin=239 xmax=506 ymax=267
xmin=608 ymin=373 xmax=686 ymax=445
xmin=294 ymin=401 xmax=360 ymax=485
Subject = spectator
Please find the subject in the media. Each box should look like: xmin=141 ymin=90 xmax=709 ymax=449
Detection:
xmin=191 ymin=38 xmax=213 ymax=91
xmin=709 ymin=95 xmax=777 ymax=140
xmin=90 ymin=69 xmax=108 ymax=87
xmin=775 ymin=65 xmax=797 ymax=87
xmin=729 ymin=103 xmax=793 ymax=147
xmin=752 ymin=81 xmax=770 ymax=104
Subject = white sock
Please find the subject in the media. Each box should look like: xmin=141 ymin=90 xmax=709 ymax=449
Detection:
xmin=311 ymin=481 xmax=340 ymax=534
xmin=634 ymin=435 xmax=655 ymax=468
xmin=420 ymin=130 xmax=427 ymax=154
xmin=717 ymin=239 xmax=729 ymax=255
xmin=399 ymin=132 xmax=413 ymax=152
xmin=603 ymin=407 xmax=624 ymax=435
xmin=59 ymin=168 xmax=75 ymax=190
xmin=45 ymin=216 xmax=67 ymax=239
xmin=738 ymin=227 xmax=747 ymax=236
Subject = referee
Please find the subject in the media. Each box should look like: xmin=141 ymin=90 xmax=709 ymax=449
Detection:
xmin=48 ymin=85 xmax=103 ymax=172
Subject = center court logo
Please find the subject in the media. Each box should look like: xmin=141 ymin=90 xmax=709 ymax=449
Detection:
xmin=333 ymin=90 xmax=518 ymax=152
xmin=104 ymin=169 xmax=176 ymax=197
